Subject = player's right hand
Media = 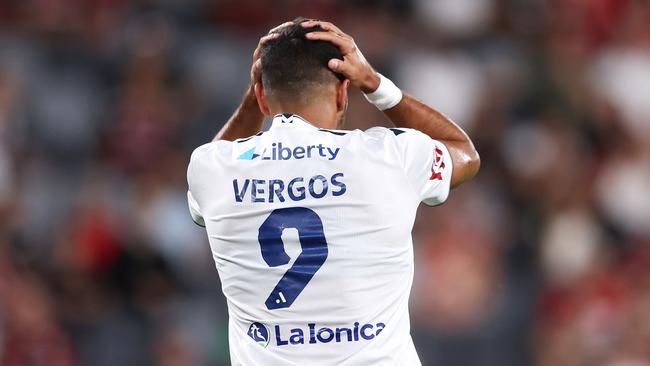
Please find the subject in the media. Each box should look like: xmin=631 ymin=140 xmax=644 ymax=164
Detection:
xmin=301 ymin=20 xmax=381 ymax=94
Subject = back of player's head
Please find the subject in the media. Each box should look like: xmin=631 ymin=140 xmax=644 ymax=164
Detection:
xmin=260 ymin=17 xmax=345 ymax=105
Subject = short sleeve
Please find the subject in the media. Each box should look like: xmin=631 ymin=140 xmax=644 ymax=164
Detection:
xmin=187 ymin=150 xmax=206 ymax=227
xmin=187 ymin=190 xmax=205 ymax=227
xmin=393 ymin=128 xmax=453 ymax=206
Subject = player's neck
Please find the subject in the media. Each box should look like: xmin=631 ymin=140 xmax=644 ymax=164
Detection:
xmin=268 ymin=105 xmax=339 ymax=130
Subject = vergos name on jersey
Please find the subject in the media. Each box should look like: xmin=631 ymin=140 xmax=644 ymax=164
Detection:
xmin=233 ymin=173 xmax=347 ymax=203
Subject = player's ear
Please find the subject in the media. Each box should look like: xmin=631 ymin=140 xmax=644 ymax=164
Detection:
xmin=254 ymin=82 xmax=272 ymax=116
xmin=336 ymin=79 xmax=350 ymax=113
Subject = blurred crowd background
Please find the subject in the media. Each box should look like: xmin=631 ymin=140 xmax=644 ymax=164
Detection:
xmin=0 ymin=0 xmax=649 ymax=365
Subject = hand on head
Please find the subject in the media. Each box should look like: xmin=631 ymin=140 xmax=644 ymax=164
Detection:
xmin=300 ymin=20 xmax=380 ymax=93
xmin=251 ymin=19 xmax=379 ymax=94
xmin=250 ymin=22 xmax=290 ymax=86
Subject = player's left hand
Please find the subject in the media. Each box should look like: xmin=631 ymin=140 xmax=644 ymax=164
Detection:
xmin=301 ymin=20 xmax=380 ymax=93
xmin=250 ymin=21 xmax=293 ymax=86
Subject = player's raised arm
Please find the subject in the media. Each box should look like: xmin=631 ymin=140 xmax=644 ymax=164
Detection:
xmin=382 ymin=95 xmax=480 ymax=188
xmin=214 ymin=22 xmax=293 ymax=141
xmin=303 ymin=20 xmax=480 ymax=188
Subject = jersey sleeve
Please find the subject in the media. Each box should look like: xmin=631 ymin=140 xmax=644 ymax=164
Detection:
xmin=187 ymin=148 xmax=206 ymax=227
xmin=392 ymin=128 xmax=454 ymax=206
xmin=187 ymin=190 xmax=205 ymax=227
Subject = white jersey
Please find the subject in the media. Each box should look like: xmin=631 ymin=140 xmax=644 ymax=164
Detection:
xmin=187 ymin=114 xmax=453 ymax=365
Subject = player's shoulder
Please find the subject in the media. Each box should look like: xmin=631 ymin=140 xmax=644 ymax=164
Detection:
xmin=189 ymin=132 xmax=265 ymax=162
xmin=189 ymin=140 xmax=225 ymax=164
xmin=359 ymin=126 xmax=431 ymax=145
xmin=355 ymin=127 xmax=443 ymax=163
xmin=314 ymin=127 xmax=350 ymax=137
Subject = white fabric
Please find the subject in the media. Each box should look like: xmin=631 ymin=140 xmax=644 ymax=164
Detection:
xmin=187 ymin=190 xmax=205 ymax=227
xmin=187 ymin=114 xmax=453 ymax=365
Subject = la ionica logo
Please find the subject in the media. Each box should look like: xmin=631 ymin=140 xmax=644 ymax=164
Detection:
xmin=247 ymin=321 xmax=385 ymax=347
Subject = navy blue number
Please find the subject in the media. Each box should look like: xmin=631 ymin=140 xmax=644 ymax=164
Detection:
xmin=258 ymin=207 xmax=328 ymax=310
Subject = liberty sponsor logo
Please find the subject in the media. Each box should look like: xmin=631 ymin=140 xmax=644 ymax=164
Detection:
xmin=246 ymin=321 xmax=386 ymax=347
xmin=247 ymin=322 xmax=270 ymax=347
xmin=237 ymin=142 xmax=341 ymax=161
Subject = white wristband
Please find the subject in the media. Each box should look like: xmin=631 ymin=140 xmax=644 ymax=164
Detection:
xmin=363 ymin=73 xmax=403 ymax=111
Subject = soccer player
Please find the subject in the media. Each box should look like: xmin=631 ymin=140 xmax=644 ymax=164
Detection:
xmin=187 ymin=18 xmax=480 ymax=365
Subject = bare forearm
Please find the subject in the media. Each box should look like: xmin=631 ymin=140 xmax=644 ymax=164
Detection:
xmin=214 ymin=24 xmax=291 ymax=141
xmin=384 ymin=94 xmax=468 ymax=142
xmin=384 ymin=94 xmax=480 ymax=187
xmin=214 ymin=87 xmax=264 ymax=141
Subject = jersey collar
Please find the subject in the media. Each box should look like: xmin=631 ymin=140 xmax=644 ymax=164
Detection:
xmin=271 ymin=114 xmax=319 ymax=130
